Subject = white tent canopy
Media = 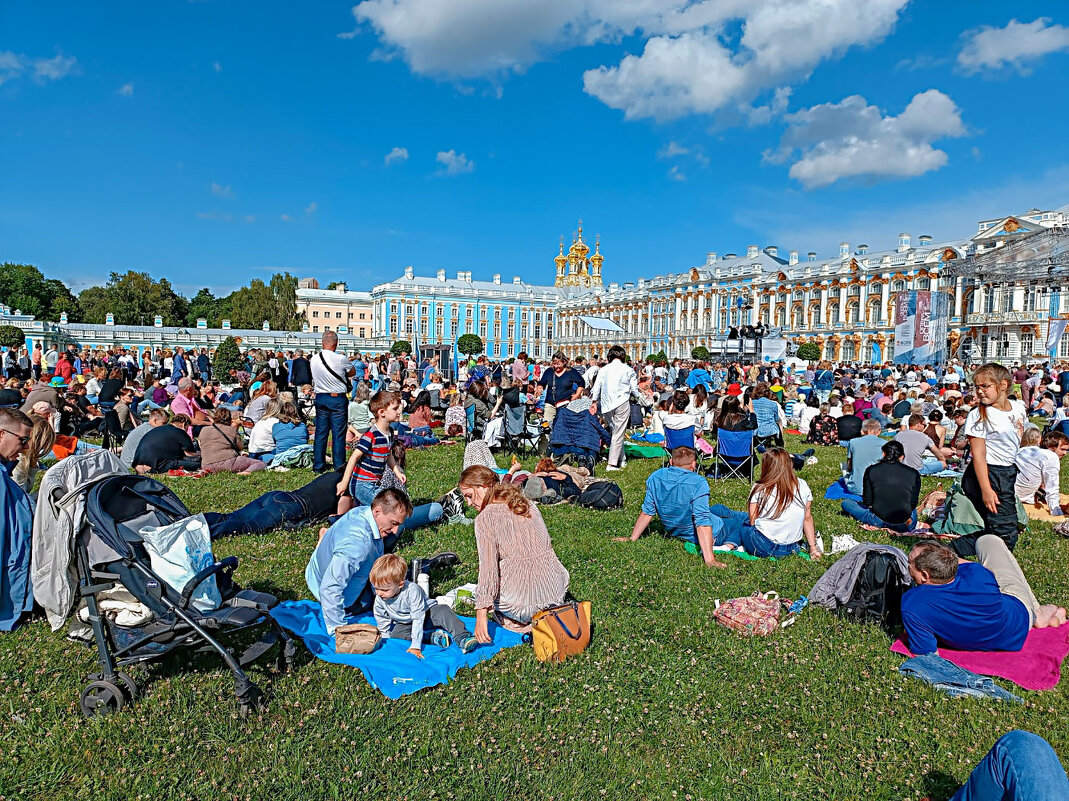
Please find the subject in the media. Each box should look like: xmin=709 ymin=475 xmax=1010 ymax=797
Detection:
xmin=578 ymin=315 xmax=624 ymax=333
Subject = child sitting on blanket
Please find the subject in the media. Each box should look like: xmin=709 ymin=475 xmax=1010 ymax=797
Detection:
xmin=370 ymin=554 xmax=478 ymax=658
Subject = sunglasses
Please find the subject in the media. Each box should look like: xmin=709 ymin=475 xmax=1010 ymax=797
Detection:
xmin=0 ymin=429 xmax=31 ymax=447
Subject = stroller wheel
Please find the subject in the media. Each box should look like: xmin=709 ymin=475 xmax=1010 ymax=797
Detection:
xmin=237 ymin=682 xmax=264 ymax=717
xmin=115 ymin=671 xmax=140 ymax=703
xmin=80 ymin=680 xmax=125 ymax=717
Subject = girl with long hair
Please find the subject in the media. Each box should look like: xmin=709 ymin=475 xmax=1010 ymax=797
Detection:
xmin=956 ymin=363 xmax=1028 ymax=556
xmin=709 ymin=449 xmax=819 ymax=558
xmin=457 ymin=465 xmax=570 ymax=641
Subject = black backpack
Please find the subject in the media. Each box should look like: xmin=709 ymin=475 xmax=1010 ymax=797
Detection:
xmin=577 ymin=481 xmax=623 ymax=510
xmin=836 ymin=551 xmax=909 ymax=632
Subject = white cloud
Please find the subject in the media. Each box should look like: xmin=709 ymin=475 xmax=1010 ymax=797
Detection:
xmin=117 ymin=83 xmax=134 ymax=97
xmin=0 ymin=50 xmax=78 ymax=87
xmin=196 ymin=211 xmax=233 ymax=222
xmin=210 ymin=181 xmax=234 ymax=198
xmin=657 ymin=141 xmax=689 ymax=159
xmin=958 ymin=18 xmax=1069 ymax=74
xmin=213 ymin=61 xmax=222 ymax=72
xmin=305 ymin=201 xmax=318 ymax=214
xmin=349 ymin=0 xmax=908 ymax=120
xmin=584 ymin=0 xmax=909 ymax=120
xmin=280 ymin=214 xmax=294 ymax=222
xmin=31 ymin=53 xmax=77 ymax=83
xmin=668 ymin=165 xmax=686 ymax=181
xmin=768 ymin=89 xmax=967 ymax=189
xmin=435 ymin=149 xmax=475 ymax=175
xmin=384 ymin=145 xmax=409 ymax=165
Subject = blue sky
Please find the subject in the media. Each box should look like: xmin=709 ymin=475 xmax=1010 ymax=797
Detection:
xmin=3 ymin=1 xmax=1069 ymax=297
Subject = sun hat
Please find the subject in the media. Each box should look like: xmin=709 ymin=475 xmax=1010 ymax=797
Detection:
xmin=726 ymin=383 xmax=743 ymax=396
xmin=49 ymin=376 xmax=66 ymax=387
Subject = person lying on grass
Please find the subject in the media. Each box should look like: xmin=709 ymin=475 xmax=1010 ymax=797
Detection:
xmin=370 ymin=553 xmax=478 ymax=659
xmin=902 ymin=540 xmax=1066 ymax=657
xmin=336 ymin=390 xmax=406 ymax=514
xmin=615 ymin=446 xmax=728 ymax=568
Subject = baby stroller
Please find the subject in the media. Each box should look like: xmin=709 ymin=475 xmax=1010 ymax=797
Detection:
xmin=76 ymin=474 xmax=295 ymax=717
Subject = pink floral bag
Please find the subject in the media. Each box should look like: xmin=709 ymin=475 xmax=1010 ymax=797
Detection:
xmin=713 ymin=592 xmax=782 ymax=636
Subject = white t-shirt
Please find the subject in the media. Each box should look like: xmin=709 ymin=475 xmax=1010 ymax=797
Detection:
xmin=962 ymin=400 xmax=1027 ymax=467
xmin=751 ymin=478 xmax=813 ymax=545
xmin=798 ymin=405 xmax=820 ymax=434
xmin=311 ymin=349 xmax=352 ymax=394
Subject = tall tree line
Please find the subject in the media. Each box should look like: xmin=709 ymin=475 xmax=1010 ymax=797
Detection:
xmin=0 ymin=263 xmax=306 ymax=331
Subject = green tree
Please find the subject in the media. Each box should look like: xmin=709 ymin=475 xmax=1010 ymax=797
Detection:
xmin=270 ymin=272 xmax=303 ymax=332
xmin=0 ymin=263 xmax=81 ymax=321
xmin=691 ymin=345 xmax=710 ymax=361
xmin=77 ymin=271 xmax=188 ymax=326
xmin=456 ymin=333 xmax=483 ymax=357
xmin=212 ymin=336 xmax=244 ymax=375
xmin=0 ymin=325 xmax=25 ymax=349
xmin=391 ymin=340 xmax=413 ymax=356
xmin=326 ymin=281 xmax=344 ymax=290
xmin=227 ymin=279 xmax=276 ymax=330
xmin=796 ymin=342 xmax=821 ymax=361
xmin=186 ymin=287 xmax=231 ymax=328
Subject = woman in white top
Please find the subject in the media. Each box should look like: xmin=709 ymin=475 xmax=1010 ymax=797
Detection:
xmin=684 ymin=384 xmax=714 ymax=431
xmin=1015 ymin=429 xmax=1069 ymax=516
xmin=654 ymin=390 xmax=701 ymax=443
xmin=797 ymin=396 xmax=821 ymax=435
xmin=247 ymin=397 xmax=282 ymax=459
xmin=709 ymin=448 xmax=820 ymax=559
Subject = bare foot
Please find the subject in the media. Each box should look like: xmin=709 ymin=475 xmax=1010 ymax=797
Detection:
xmin=1034 ymin=604 xmax=1067 ymax=628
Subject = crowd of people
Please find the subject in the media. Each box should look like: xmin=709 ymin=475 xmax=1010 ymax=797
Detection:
xmin=2 ymin=335 xmax=1069 ymax=796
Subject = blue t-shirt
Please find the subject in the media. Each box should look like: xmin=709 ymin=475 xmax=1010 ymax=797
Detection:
xmin=641 ymin=466 xmax=721 ymax=544
xmin=846 ymin=435 xmax=885 ymax=495
xmin=901 ymin=562 xmax=1029 ymax=655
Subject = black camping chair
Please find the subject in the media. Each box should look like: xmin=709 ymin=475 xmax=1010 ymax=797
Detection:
xmin=502 ymin=403 xmax=539 ymax=457
xmin=77 ymin=475 xmax=295 ymax=717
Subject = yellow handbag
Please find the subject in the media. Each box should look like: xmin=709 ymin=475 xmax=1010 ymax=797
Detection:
xmin=530 ymin=601 xmax=592 ymax=663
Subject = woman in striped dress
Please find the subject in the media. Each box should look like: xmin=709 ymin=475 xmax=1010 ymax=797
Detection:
xmin=458 ymin=465 xmax=570 ymax=642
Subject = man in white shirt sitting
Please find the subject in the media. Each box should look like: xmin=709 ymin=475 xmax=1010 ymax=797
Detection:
xmin=1016 ymin=430 xmax=1069 ymax=517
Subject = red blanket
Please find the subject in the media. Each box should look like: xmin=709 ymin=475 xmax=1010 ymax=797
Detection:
xmin=891 ymin=625 xmax=1069 ymax=690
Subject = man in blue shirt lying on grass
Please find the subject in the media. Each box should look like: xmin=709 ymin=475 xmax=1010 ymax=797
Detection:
xmin=615 ymin=446 xmax=730 ymax=568
xmin=902 ymin=539 xmax=1067 ymax=655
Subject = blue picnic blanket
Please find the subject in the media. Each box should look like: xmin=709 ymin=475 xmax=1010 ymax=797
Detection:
xmin=824 ymin=478 xmax=862 ymax=502
xmin=270 ymin=600 xmax=525 ymax=699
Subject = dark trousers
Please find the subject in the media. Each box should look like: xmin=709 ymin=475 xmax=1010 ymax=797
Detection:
xmin=313 ymin=393 xmax=348 ymax=472
xmin=953 ymin=462 xmax=1019 ymax=557
xmin=204 ymin=490 xmax=307 ymax=538
xmin=157 ymin=456 xmax=202 ymax=473
xmin=389 ymin=604 xmax=470 ymax=643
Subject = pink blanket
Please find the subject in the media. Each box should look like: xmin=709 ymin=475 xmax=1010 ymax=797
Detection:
xmin=891 ymin=626 xmax=1069 ymax=690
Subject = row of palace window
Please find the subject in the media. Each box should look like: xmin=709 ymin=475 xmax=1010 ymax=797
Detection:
xmin=310 ymin=310 xmax=368 ymax=320
xmin=309 ymin=326 xmax=368 ymax=336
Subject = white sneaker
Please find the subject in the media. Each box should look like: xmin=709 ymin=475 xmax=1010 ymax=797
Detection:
xmin=606 ymin=465 xmax=622 ymax=472
xmin=805 ymin=456 xmax=818 ymax=465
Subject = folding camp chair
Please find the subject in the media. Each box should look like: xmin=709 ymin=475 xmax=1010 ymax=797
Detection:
xmin=660 ymin=425 xmax=697 ymax=468
xmin=502 ymin=404 xmax=539 ymax=457
xmin=710 ymin=428 xmax=755 ymax=482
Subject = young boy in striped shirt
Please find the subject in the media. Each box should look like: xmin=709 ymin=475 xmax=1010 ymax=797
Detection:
xmin=337 ymin=391 xmax=406 ymax=513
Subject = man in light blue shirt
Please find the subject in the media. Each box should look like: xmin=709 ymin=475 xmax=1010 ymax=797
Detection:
xmin=616 ymin=447 xmax=728 ymax=568
xmin=305 ymin=488 xmax=412 ymax=635
xmin=844 ymin=418 xmax=886 ymax=497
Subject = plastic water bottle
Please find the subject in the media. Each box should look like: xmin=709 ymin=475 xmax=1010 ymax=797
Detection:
xmin=417 ymin=572 xmax=430 ymax=597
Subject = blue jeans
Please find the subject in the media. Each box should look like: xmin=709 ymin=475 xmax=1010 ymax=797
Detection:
xmin=952 ymin=730 xmax=1069 ymax=801
xmin=920 ymin=457 xmax=944 ymax=475
xmin=708 ymin=504 xmax=746 ymax=547
xmin=710 ymin=503 xmax=800 ymax=557
xmin=351 ymin=480 xmax=443 ymax=540
xmin=314 ymin=393 xmax=348 ymax=472
xmin=841 ymin=499 xmax=917 ymax=532
xmin=204 ymin=491 xmax=308 ymax=538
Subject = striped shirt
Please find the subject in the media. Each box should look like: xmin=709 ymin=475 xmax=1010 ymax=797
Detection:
xmin=354 ymin=427 xmax=391 ymax=483
xmin=474 ymin=502 xmax=569 ymax=623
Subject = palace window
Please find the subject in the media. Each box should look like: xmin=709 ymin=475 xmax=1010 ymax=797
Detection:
xmin=466 ymin=307 xmax=473 ymax=318
xmin=917 ymin=278 xmax=930 ymax=290
xmin=451 ymin=320 xmax=459 ymax=338
xmin=336 ymin=312 xmax=342 ymax=319
xmin=359 ymin=328 xmax=366 ymax=337
xmin=891 ymin=280 xmax=906 ymax=292
xmin=312 ymin=311 xmax=319 ymax=318
xmin=843 ymin=340 xmax=856 ymax=360
xmin=1021 ymin=332 xmax=1035 ymax=356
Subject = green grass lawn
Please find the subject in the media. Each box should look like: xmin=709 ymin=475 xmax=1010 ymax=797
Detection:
xmin=2 ymin=435 xmax=1068 ymax=800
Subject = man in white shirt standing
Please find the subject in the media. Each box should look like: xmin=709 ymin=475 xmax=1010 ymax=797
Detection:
xmin=591 ymin=345 xmax=638 ymax=472
xmin=311 ymin=331 xmax=355 ymax=474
